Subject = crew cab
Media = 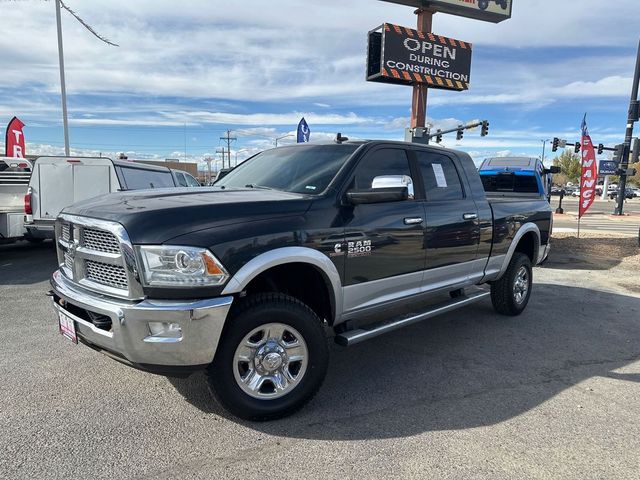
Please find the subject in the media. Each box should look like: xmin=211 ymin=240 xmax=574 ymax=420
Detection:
xmin=49 ymin=140 xmax=552 ymax=420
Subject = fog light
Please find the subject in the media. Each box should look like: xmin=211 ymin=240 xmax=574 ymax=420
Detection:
xmin=148 ymin=321 xmax=182 ymax=339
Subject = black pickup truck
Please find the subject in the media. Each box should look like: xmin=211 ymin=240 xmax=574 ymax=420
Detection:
xmin=50 ymin=140 xmax=552 ymax=420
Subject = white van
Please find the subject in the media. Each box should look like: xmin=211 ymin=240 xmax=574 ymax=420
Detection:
xmin=0 ymin=157 xmax=33 ymax=243
xmin=24 ymin=157 xmax=180 ymax=240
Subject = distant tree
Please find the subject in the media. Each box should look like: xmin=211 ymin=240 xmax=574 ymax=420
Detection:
xmin=552 ymin=150 xmax=581 ymax=183
xmin=628 ymin=161 xmax=640 ymax=187
xmin=552 ymin=173 xmax=569 ymax=186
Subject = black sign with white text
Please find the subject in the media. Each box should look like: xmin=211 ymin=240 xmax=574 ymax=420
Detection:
xmin=367 ymin=23 xmax=472 ymax=91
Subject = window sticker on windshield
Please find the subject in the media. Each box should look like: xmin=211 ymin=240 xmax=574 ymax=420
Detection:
xmin=305 ymin=185 xmax=317 ymax=191
xmin=432 ymin=163 xmax=447 ymax=188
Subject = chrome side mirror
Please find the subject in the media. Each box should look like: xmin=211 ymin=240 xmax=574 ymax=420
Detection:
xmin=371 ymin=175 xmax=414 ymax=198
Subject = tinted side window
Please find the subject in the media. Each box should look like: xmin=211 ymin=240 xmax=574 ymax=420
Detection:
xmin=120 ymin=167 xmax=175 ymax=190
xmin=354 ymin=148 xmax=411 ymax=190
xmin=185 ymin=173 xmax=201 ymax=187
xmin=416 ymin=152 xmax=463 ymax=201
xmin=175 ymin=172 xmax=188 ymax=187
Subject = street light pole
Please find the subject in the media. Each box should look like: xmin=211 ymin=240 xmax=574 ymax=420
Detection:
xmin=541 ymin=139 xmax=549 ymax=164
xmin=55 ymin=0 xmax=70 ymax=156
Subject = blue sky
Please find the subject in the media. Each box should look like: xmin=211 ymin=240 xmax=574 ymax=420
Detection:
xmin=1 ymin=0 xmax=638 ymax=172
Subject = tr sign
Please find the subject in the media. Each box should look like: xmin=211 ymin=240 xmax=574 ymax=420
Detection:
xmin=379 ymin=0 xmax=513 ymax=23
xmin=5 ymin=116 xmax=26 ymax=158
xmin=367 ymin=23 xmax=472 ymax=91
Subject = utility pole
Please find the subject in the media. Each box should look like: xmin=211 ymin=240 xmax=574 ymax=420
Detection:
xmin=55 ymin=0 xmax=70 ymax=156
xmin=204 ymin=156 xmax=213 ymax=183
xmin=220 ymin=130 xmax=237 ymax=169
xmin=216 ymin=147 xmax=226 ymax=169
xmin=614 ymin=39 xmax=640 ymax=215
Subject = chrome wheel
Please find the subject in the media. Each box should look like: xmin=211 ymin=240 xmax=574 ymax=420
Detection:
xmin=233 ymin=323 xmax=308 ymax=399
xmin=513 ymin=266 xmax=529 ymax=304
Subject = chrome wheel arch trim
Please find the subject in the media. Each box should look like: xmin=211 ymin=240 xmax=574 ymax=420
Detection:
xmin=496 ymin=222 xmax=541 ymax=280
xmin=221 ymin=246 xmax=343 ymax=322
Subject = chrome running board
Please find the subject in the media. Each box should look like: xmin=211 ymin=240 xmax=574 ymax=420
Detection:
xmin=335 ymin=290 xmax=490 ymax=347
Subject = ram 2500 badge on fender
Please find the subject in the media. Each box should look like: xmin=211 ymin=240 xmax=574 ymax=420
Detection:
xmin=50 ymin=140 xmax=552 ymax=420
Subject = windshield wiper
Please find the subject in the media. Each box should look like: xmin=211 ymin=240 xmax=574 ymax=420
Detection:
xmin=244 ymin=184 xmax=274 ymax=190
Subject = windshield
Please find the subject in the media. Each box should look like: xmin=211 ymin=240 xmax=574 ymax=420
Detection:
xmin=215 ymin=144 xmax=359 ymax=194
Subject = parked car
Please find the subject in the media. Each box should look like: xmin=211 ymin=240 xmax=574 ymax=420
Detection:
xmin=171 ymin=169 xmax=201 ymax=187
xmin=608 ymin=188 xmax=635 ymax=200
xmin=0 ymin=157 xmax=36 ymax=244
xmin=25 ymin=156 xmax=180 ymax=240
xmin=50 ymin=140 xmax=552 ymax=420
xmin=478 ymin=157 xmax=560 ymax=202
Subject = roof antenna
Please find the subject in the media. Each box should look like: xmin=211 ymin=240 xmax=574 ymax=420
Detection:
xmin=335 ymin=133 xmax=349 ymax=144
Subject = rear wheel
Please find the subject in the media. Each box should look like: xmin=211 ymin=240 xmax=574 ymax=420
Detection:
xmin=207 ymin=293 xmax=329 ymax=421
xmin=490 ymin=253 xmax=533 ymax=316
xmin=478 ymin=0 xmax=489 ymax=10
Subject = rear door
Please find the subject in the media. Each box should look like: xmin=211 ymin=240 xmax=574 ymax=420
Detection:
xmin=342 ymin=146 xmax=426 ymax=313
xmin=413 ymin=150 xmax=480 ymax=285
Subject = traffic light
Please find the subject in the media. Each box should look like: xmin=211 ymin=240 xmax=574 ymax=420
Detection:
xmin=574 ymin=143 xmax=581 ymax=154
xmin=612 ymin=143 xmax=626 ymax=164
xmin=456 ymin=128 xmax=464 ymax=141
xmin=552 ymin=137 xmax=559 ymax=152
xmin=481 ymin=120 xmax=489 ymax=137
xmin=435 ymin=130 xmax=443 ymax=143
xmin=597 ymin=144 xmax=604 ymax=155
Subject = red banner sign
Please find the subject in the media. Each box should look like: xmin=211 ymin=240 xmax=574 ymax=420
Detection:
xmin=5 ymin=116 xmax=26 ymax=158
xmin=579 ymin=116 xmax=597 ymax=218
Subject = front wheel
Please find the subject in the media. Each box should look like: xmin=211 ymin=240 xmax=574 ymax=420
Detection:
xmin=490 ymin=252 xmax=533 ymax=316
xmin=207 ymin=293 xmax=329 ymax=421
xmin=478 ymin=0 xmax=489 ymax=10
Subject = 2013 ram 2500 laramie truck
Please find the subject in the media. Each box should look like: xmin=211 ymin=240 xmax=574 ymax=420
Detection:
xmin=50 ymin=140 xmax=552 ymax=420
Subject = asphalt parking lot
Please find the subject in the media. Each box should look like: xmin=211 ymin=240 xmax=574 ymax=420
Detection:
xmin=1 ymin=240 xmax=639 ymax=479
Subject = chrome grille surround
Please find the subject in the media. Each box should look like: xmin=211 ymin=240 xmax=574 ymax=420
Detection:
xmin=54 ymin=214 xmax=144 ymax=300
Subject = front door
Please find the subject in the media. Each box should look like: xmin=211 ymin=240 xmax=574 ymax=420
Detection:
xmin=342 ymin=147 xmax=426 ymax=313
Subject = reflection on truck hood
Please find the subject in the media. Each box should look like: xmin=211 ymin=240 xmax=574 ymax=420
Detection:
xmin=62 ymin=187 xmax=313 ymax=243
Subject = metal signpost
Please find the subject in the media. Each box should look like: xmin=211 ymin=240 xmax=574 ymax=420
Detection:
xmin=374 ymin=1 xmax=511 ymax=143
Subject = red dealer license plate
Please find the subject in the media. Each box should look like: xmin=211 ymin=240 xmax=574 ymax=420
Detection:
xmin=58 ymin=310 xmax=78 ymax=344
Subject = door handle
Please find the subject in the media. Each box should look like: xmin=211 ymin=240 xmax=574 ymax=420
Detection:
xmin=404 ymin=217 xmax=423 ymax=225
xmin=462 ymin=213 xmax=478 ymax=220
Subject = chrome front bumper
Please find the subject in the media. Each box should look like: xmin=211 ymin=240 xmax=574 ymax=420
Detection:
xmin=50 ymin=269 xmax=233 ymax=372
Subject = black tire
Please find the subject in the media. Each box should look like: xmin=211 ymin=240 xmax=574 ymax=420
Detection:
xmin=478 ymin=0 xmax=489 ymax=10
xmin=490 ymin=252 xmax=533 ymax=316
xmin=207 ymin=293 xmax=329 ymax=421
xmin=498 ymin=0 xmax=508 ymax=9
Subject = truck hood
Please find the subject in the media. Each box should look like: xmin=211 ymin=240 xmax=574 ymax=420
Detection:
xmin=62 ymin=187 xmax=313 ymax=243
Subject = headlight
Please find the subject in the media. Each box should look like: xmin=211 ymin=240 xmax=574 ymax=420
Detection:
xmin=137 ymin=245 xmax=229 ymax=287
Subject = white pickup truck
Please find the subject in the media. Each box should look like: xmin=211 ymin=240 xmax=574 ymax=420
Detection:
xmin=24 ymin=157 xmax=199 ymax=240
xmin=0 ymin=157 xmax=34 ymax=244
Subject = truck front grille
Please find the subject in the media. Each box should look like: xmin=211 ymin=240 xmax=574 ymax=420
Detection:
xmin=61 ymin=223 xmax=70 ymax=242
xmin=55 ymin=216 xmax=140 ymax=299
xmin=83 ymin=227 xmax=120 ymax=254
xmin=85 ymin=260 xmax=128 ymax=290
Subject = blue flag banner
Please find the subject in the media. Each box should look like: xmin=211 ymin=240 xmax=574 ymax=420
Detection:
xmin=297 ymin=117 xmax=310 ymax=143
